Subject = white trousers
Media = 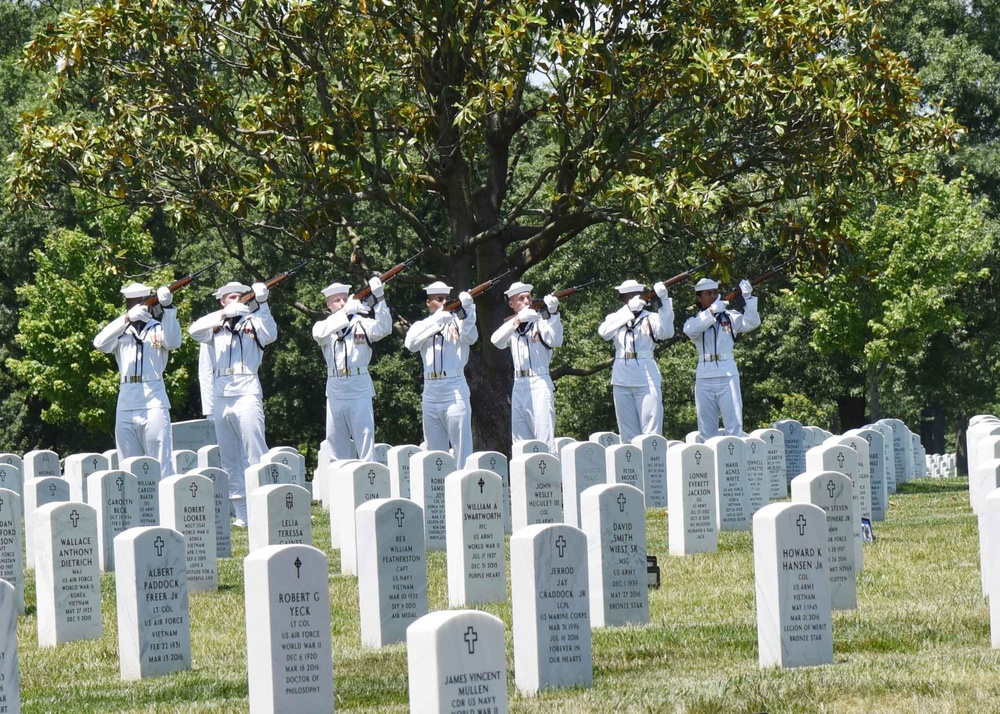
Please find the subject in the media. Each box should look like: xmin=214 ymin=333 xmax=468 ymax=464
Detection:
xmin=511 ymin=377 xmax=556 ymax=452
xmin=695 ymin=375 xmax=744 ymax=440
xmin=116 ymin=406 xmax=174 ymax=477
xmin=423 ymin=384 xmax=473 ymax=468
xmin=326 ymin=396 xmax=375 ymax=462
xmin=214 ymin=393 xmax=268 ymax=519
xmin=613 ymin=385 xmax=663 ymax=443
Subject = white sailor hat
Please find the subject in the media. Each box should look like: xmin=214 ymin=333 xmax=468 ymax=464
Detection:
xmin=213 ymin=281 xmax=251 ymax=299
xmin=504 ymin=281 xmax=533 ymax=299
xmin=321 ymin=282 xmax=351 ymax=298
xmin=615 ymin=279 xmax=645 ymax=295
xmin=424 ymin=281 xmax=452 ymax=296
xmin=694 ymin=277 xmax=719 ymax=292
xmin=120 ymin=282 xmax=153 ymax=299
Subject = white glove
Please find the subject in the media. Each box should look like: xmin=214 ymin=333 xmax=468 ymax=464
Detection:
xmin=344 ymin=298 xmax=369 ymax=315
xmin=368 ymin=276 xmax=384 ymax=299
xmin=628 ymin=295 xmax=646 ymax=313
xmin=543 ymin=294 xmax=559 ymax=313
xmin=654 ymin=281 xmax=668 ymax=300
xmin=253 ymin=282 xmax=269 ymax=303
xmin=740 ymin=279 xmax=753 ymax=297
xmin=709 ymin=298 xmax=729 ymax=315
xmin=518 ymin=308 xmax=541 ymax=324
xmin=224 ymin=301 xmax=251 ymax=318
xmin=127 ymin=304 xmax=151 ymax=323
xmin=459 ymin=291 xmax=474 ymax=310
xmin=433 ymin=307 xmax=454 ymax=324
xmin=156 ymin=286 xmax=173 ymax=307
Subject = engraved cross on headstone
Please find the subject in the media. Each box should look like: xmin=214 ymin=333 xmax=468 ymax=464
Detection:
xmin=395 ymin=508 xmax=405 ymax=527
xmin=464 ymin=626 xmax=478 ymax=655
xmin=270 ymin=467 xmax=279 ymax=483
xmin=728 ymin=442 xmax=735 ymax=455
xmin=770 ymin=433 xmax=775 ymax=444
xmin=48 ymin=482 xmax=57 ymax=497
xmin=154 ymin=536 xmax=165 ymax=556
xmin=478 ymin=477 xmax=485 ymax=494
xmin=189 ymin=482 xmax=198 ymax=498
xmin=367 ymin=469 xmax=376 ymax=485
xmin=694 ymin=450 xmax=702 ymax=465
xmin=489 ymin=456 xmax=497 ymax=470
xmin=625 ymin=450 xmax=632 ymax=463
xmin=796 ymin=515 xmax=807 ymax=536
xmin=556 ymin=535 xmax=567 ymax=557
xmin=70 ymin=509 xmax=80 ymax=527
xmin=827 ymin=480 xmax=836 ymax=499
xmin=617 ymin=493 xmax=627 ymax=513
xmin=142 ymin=462 xmax=150 ymax=475
xmin=435 ymin=457 xmax=443 ymax=471
xmin=116 ymin=475 xmax=124 ymax=492
xmin=0 ymin=495 xmax=4 ymax=512
xmin=538 ymin=460 xmax=547 ymax=475
xmin=91 ymin=458 xmax=98 ymax=469
xmin=750 ymin=442 xmax=757 ymax=454
xmin=294 ymin=557 xmax=303 ymax=578
xmin=531 ymin=445 xmax=539 ymax=452
xmin=285 ymin=493 xmax=294 ymax=510
xmin=836 ymin=452 xmax=845 ymax=469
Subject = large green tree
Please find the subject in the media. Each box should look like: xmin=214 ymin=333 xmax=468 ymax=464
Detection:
xmin=10 ymin=0 xmax=956 ymax=449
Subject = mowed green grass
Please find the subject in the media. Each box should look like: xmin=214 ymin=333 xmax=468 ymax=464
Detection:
xmin=14 ymin=478 xmax=1000 ymax=713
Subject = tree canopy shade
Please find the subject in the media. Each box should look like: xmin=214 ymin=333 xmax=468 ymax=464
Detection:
xmin=9 ymin=0 xmax=960 ymax=449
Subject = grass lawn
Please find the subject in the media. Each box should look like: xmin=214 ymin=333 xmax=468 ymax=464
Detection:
xmin=13 ymin=477 xmax=1000 ymax=713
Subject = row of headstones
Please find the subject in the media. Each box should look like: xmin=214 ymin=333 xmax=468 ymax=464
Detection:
xmin=0 ymin=495 xmax=839 ymax=713
xmin=925 ymin=453 xmax=956 ymax=478
xmin=966 ymin=416 xmax=1000 ymax=654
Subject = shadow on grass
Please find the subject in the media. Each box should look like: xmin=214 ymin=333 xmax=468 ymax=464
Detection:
xmin=895 ymin=479 xmax=968 ymax=496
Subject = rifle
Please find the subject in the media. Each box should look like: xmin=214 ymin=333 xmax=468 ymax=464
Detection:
xmin=353 ymin=246 xmax=430 ymax=305
xmin=722 ymin=257 xmax=795 ymax=302
xmin=639 ymin=259 xmax=712 ymax=303
xmin=142 ymin=262 xmax=219 ymax=318
xmin=444 ymin=269 xmax=515 ymax=313
xmin=504 ymin=277 xmax=601 ymax=322
xmin=238 ymin=261 xmax=309 ymax=304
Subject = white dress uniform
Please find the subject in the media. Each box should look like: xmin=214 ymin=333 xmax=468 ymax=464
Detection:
xmin=312 ymin=286 xmax=392 ymax=462
xmin=404 ymin=283 xmax=478 ymax=468
xmin=490 ymin=282 xmax=564 ymax=452
xmin=93 ymin=283 xmax=182 ymax=476
xmin=597 ymin=280 xmax=674 ymax=442
xmin=682 ymin=279 xmax=760 ymax=439
xmin=189 ymin=283 xmax=277 ymax=520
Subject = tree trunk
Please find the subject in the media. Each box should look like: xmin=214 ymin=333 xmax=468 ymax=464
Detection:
xmin=866 ymin=359 xmax=888 ymax=422
xmin=467 ymin=287 xmax=514 ymax=454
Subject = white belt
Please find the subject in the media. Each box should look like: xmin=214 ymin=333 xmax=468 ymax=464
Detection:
xmin=701 ymin=353 xmax=733 ymax=363
xmin=215 ymin=368 xmax=253 ymax=376
xmin=515 ymin=368 xmax=548 ymax=379
xmin=619 ymin=351 xmax=653 ymax=360
xmin=425 ymin=370 xmax=458 ymax=380
xmin=329 ymin=367 xmax=368 ymax=378
xmin=121 ymin=375 xmax=160 ymax=384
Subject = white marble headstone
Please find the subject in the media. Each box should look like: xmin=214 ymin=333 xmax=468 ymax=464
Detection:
xmin=35 ymin=502 xmax=102 ymax=645
xmin=510 ymin=523 xmax=593 ymax=694
xmin=410 ymin=451 xmax=455 ymax=552
xmin=445 ymin=470 xmax=505 ymax=606
xmin=244 ymin=544 xmax=334 ymax=714
xmin=706 ymin=436 xmax=750 ymax=531
xmin=387 ymin=444 xmax=421 ymax=500
xmin=121 ymin=456 xmax=161 ymax=527
xmin=581 ymin=484 xmax=648 ymax=627
xmin=103 ymin=448 xmax=120 ymax=469
xmin=631 ymin=434 xmax=667 ymax=508
xmin=325 ymin=459 xmax=359 ymax=548
xmin=114 ymin=526 xmax=192 ymax=680
xmin=23 ymin=476 xmax=70 ymax=570
xmin=561 ymin=442 xmax=606 ymax=528
xmin=847 ymin=428 xmax=887 ymax=521
xmin=985 ymin=489 xmax=1000 ymax=646
xmin=750 ymin=428 xmax=787 ymax=500
xmin=805 ymin=444 xmax=864 ymax=572
xmin=373 ymin=443 xmax=390 ymax=466
xmin=336 ymin=462 xmax=391 ymax=574
xmin=64 ymin=453 xmax=109 ymax=504
xmin=827 ymin=436 xmax=872 ymax=522
xmin=790 ymin=471 xmax=858 ymax=610
xmin=261 ymin=449 xmax=306 ymax=489
xmin=0 ymin=579 xmax=19 ymax=714
xmin=188 ymin=467 xmax=231 ymax=558
xmin=553 ymin=437 xmax=575 ymax=459
xmin=512 ymin=439 xmax=549 ymax=457
xmin=753 ymin=502 xmax=833 ymax=668
xmin=509 ymin=453 xmax=563 ymax=532
xmin=0 ymin=454 xmax=24 ymax=480
xmin=356 ymin=498 xmax=428 ymax=647
xmin=248 ymin=484 xmax=312 ymax=553
xmin=88 ymin=470 xmax=138 ymax=572
xmin=246 ymin=462 xmax=295 ymax=496
xmin=605 ymin=444 xmax=645 ymax=499
xmin=0 ymin=465 xmax=22 ymax=507
xmin=171 ymin=418 xmax=216 ymax=452
xmin=159 ymin=473 xmax=217 ymax=592
xmin=197 ymin=445 xmax=222 ymax=470
xmin=773 ymin=420 xmax=804 ymax=483
xmin=466 ymin=451 xmax=511 ymax=535
xmin=667 ymin=443 xmax=717 ymax=556
xmin=23 ymin=449 xmax=60 ymax=481
xmin=589 ymin=431 xmax=620 ymax=448
xmin=406 ymin=610 xmax=508 ymax=714
xmin=0 ymin=490 xmax=23 ymax=613
xmin=171 ymin=449 xmax=198 ymax=475
xmin=744 ymin=436 xmax=769 ymax=515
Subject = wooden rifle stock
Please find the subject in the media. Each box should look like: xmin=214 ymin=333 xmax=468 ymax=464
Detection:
xmin=722 ymin=257 xmax=794 ymax=301
xmin=353 ymin=246 xmax=430 ymax=302
xmin=142 ymin=262 xmax=219 ymax=309
xmin=238 ymin=261 xmax=309 ymax=304
xmin=444 ymin=268 xmax=515 ymax=312
xmin=638 ymin=259 xmax=712 ymax=302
